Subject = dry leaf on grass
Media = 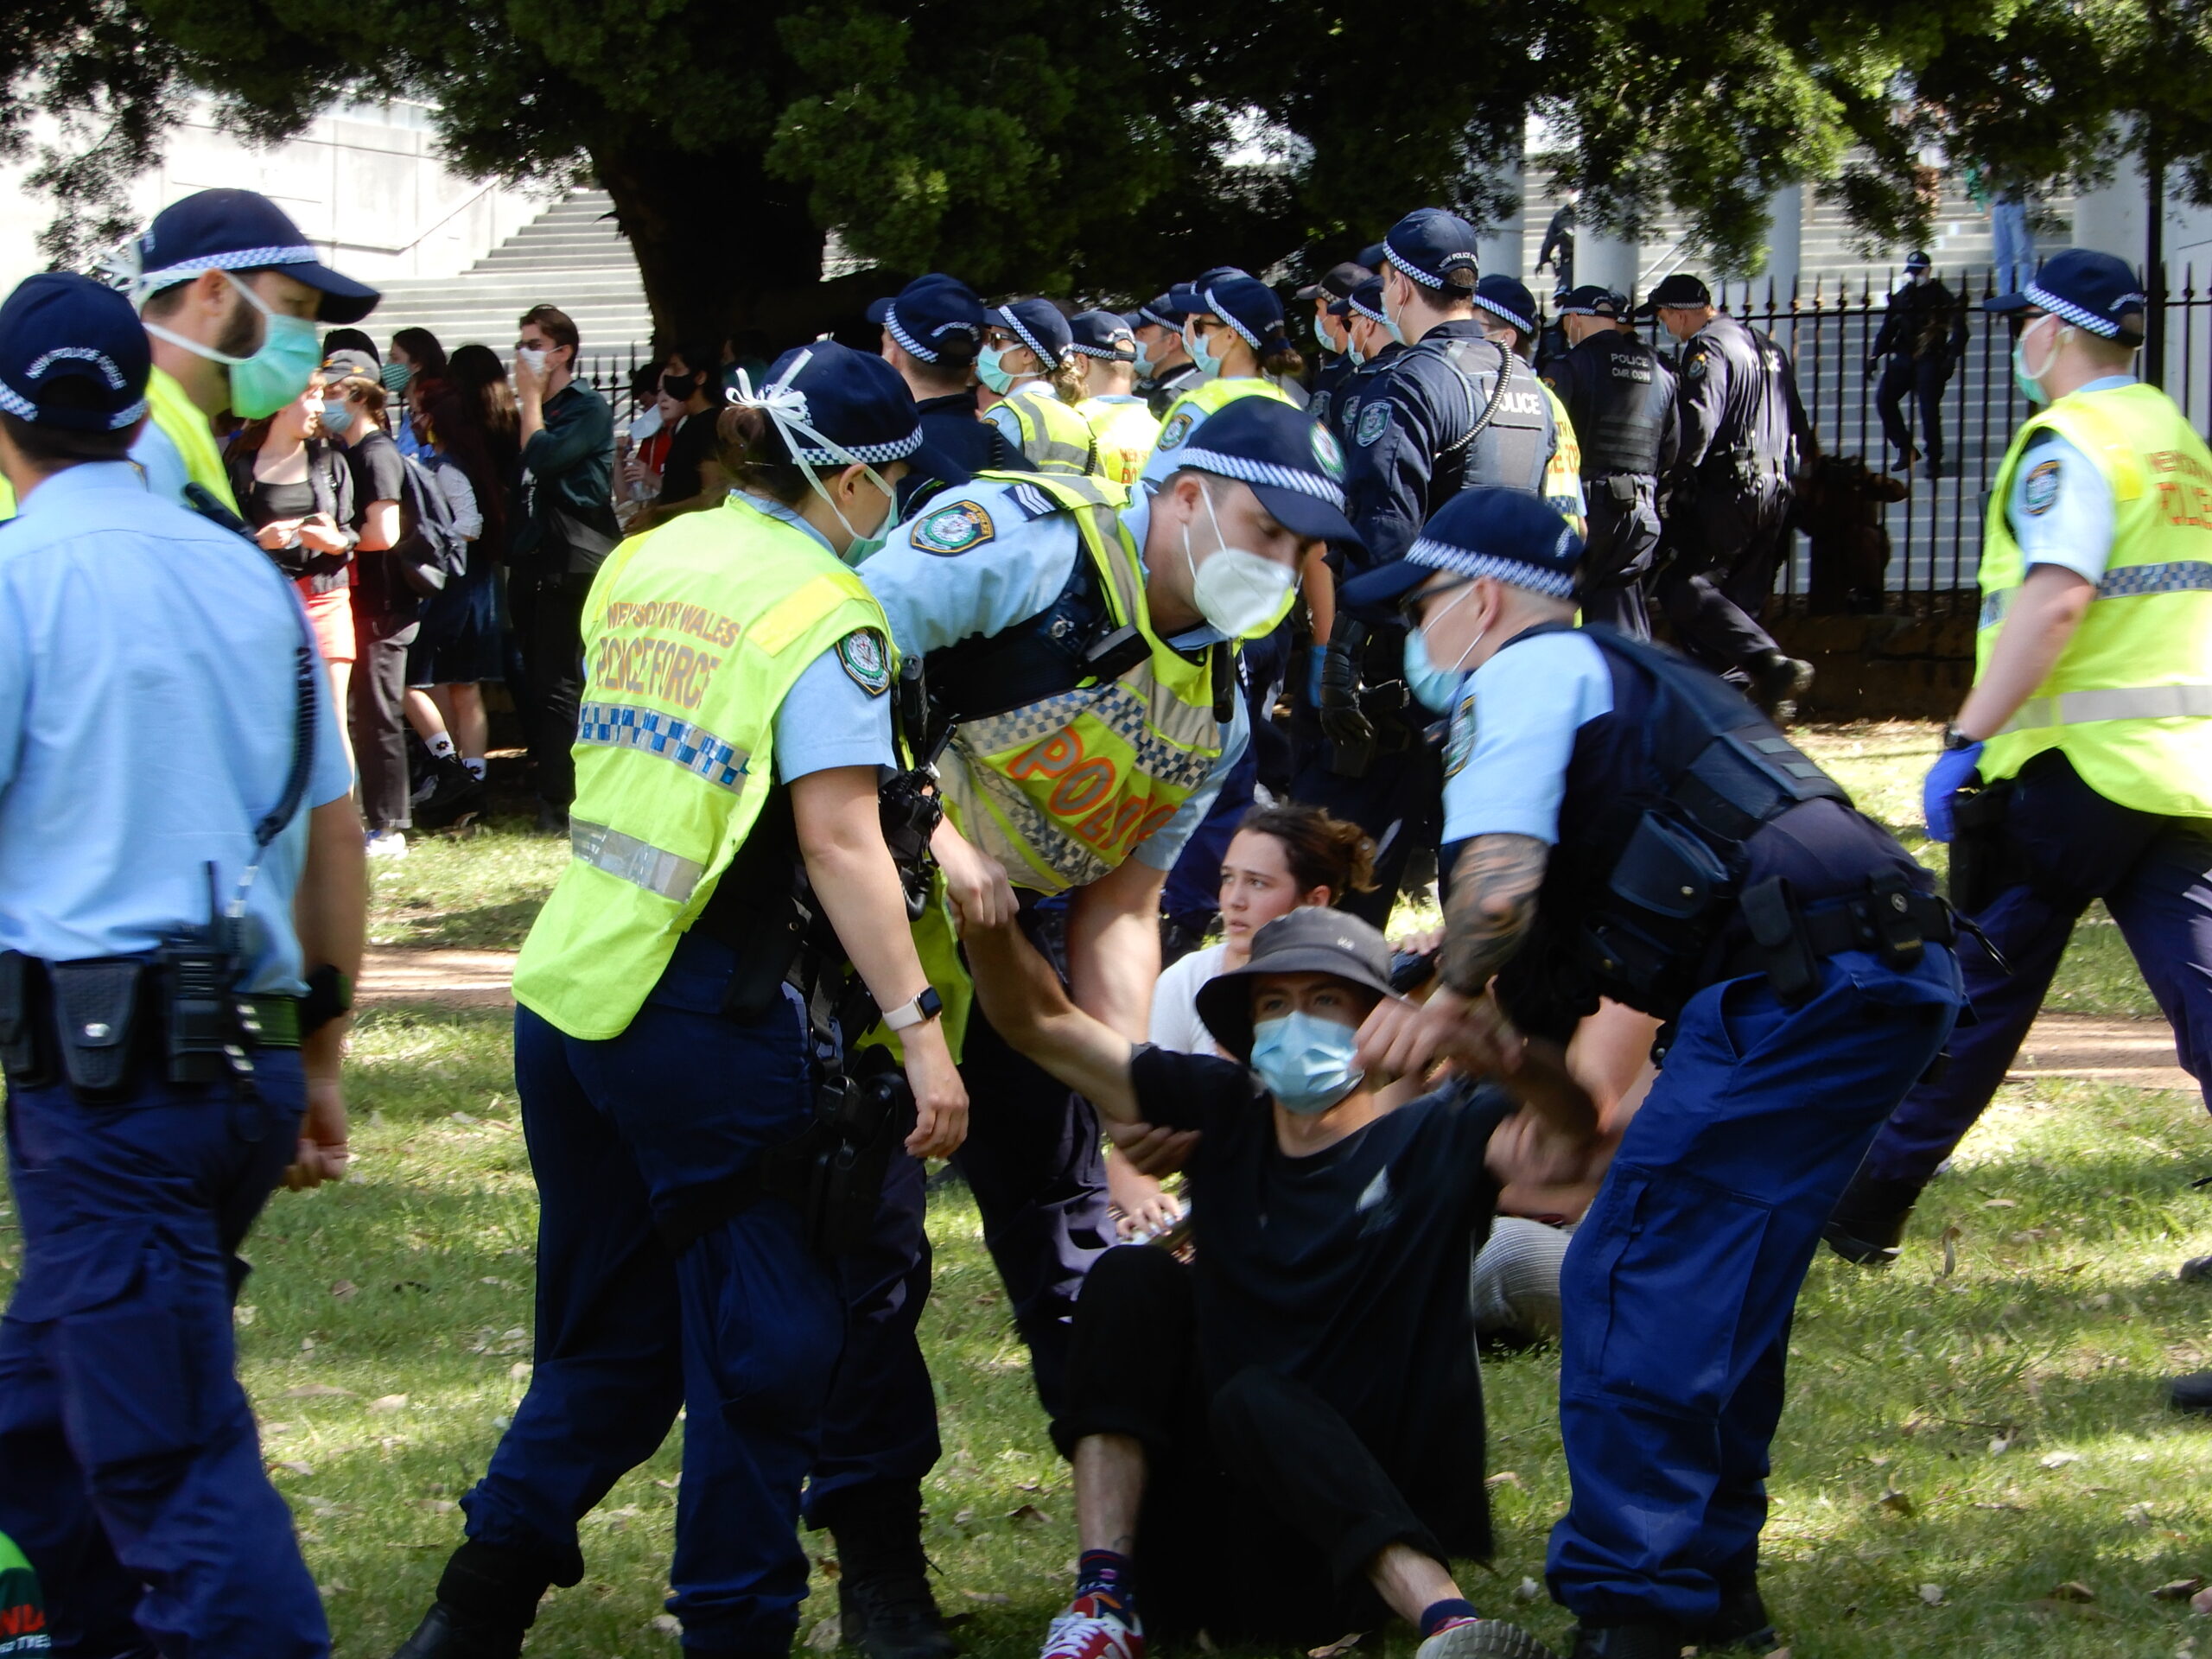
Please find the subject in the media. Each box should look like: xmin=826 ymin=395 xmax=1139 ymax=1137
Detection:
xmin=2190 ymin=1585 xmax=2212 ymax=1617
xmin=1006 ymin=1503 xmax=1049 ymax=1523
xmin=330 ymin=1281 xmax=359 ymax=1300
xmin=1307 ymin=1633 xmax=1365 ymax=1659
xmin=652 ymin=1613 xmax=683 ymax=1634
xmin=1879 ymin=1488 xmax=1916 ymax=1516
xmin=367 ymin=1394 xmax=408 ymax=1413
xmin=2039 ymin=1452 xmax=2081 ymax=1469
xmin=2046 ymin=1581 xmax=2096 ymax=1603
xmin=1918 ymin=1583 xmax=1946 ymax=1605
xmin=805 ymin=1617 xmax=841 ymax=1651
xmin=2153 ymin=1578 xmax=2205 ymax=1600
xmin=282 ymin=1383 xmax=353 ymax=1399
xmin=960 ymin=1591 xmax=1009 ymax=1605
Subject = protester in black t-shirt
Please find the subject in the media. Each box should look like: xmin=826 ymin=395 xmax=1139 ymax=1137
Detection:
xmin=959 ymin=906 xmax=1599 ymax=1659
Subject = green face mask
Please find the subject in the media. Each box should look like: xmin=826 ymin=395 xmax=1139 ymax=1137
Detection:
xmin=141 ymin=270 xmax=321 ymax=420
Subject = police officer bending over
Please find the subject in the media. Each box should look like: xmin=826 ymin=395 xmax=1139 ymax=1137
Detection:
xmin=0 ymin=273 xmax=364 ymax=1659
xmin=1541 ymin=285 xmax=1678 ymax=638
xmin=396 ymin=343 xmax=968 ymax=1659
xmin=1344 ymin=489 xmax=1961 ymax=1659
xmin=1645 ymin=272 xmax=1817 ymax=715
xmin=1828 ymin=255 xmax=2212 ymax=1351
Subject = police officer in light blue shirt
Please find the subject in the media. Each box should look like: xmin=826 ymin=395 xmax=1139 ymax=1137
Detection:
xmin=0 ymin=272 xmax=364 ymax=1659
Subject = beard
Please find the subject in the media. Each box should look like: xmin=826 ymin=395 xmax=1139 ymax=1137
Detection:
xmin=214 ymin=288 xmax=264 ymax=361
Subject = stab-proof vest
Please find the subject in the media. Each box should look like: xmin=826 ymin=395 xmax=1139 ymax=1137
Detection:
xmin=1978 ymin=381 xmax=2212 ymax=818
xmin=929 ymin=473 xmax=1230 ymax=895
xmin=512 ymin=497 xmax=893 ymax=1039
xmin=1556 ymin=331 xmax=1671 ymax=477
xmin=1427 ymin=334 xmax=1555 ymax=498
xmin=995 ymin=385 xmax=1099 ymax=476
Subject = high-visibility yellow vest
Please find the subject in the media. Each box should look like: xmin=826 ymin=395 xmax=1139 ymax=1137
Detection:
xmin=1077 ymin=395 xmax=1161 ymax=486
xmin=936 ymin=471 xmax=1229 ymax=895
xmin=1541 ymin=384 xmax=1586 ymax=534
xmin=994 ymin=385 xmax=1097 ymax=475
xmin=513 ymin=496 xmax=896 ymax=1039
xmin=1979 ymin=380 xmax=2212 ymax=817
xmin=0 ymin=475 xmax=14 ymax=522
xmin=144 ymin=365 xmax=238 ymax=512
xmin=1148 ymin=377 xmax=1296 ymax=475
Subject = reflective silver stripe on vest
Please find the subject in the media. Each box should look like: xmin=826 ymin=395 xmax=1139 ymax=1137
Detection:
xmin=570 ymin=818 xmax=704 ymax=902
xmin=1982 ymin=560 xmax=2212 ymax=630
xmin=1999 ymin=683 xmax=2212 ymax=733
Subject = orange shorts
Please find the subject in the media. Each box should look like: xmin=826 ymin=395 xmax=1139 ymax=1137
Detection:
xmin=302 ymin=582 xmax=355 ymax=666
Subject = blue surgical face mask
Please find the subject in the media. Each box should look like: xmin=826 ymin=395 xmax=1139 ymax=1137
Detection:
xmin=319 ymin=397 xmax=356 ymax=437
xmin=2012 ymin=315 xmax=2061 ymax=405
xmin=1382 ymin=289 xmax=1412 ymax=347
xmin=1402 ymin=621 xmax=1466 ymax=714
xmin=1133 ymin=338 xmax=1156 ymax=378
xmin=977 ymin=345 xmax=1021 ymax=396
xmin=1185 ymin=324 xmax=1225 ymax=382
xmin=1249 ymin=1010 xmax=1366 ymax=1115
xmin=1344 ymin=329 xmax=1366 ymax=367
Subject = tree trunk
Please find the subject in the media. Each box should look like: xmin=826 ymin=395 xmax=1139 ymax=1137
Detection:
xmin=594 ymin=141 xmax=899 ymax=356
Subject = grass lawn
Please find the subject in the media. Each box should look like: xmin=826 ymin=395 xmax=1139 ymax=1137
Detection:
xmin=9 ymin=722 xmax=2212 ymax=1657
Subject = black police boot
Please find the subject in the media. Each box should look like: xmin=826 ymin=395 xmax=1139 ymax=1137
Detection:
xmin=1747 ymin=652 xmax=1814 ymax=721
xmin=828 ymin=1489 xmax=957 ymax=1659
xmin=1565 ymin=1621 xmax=1685 ymax=1659
xmin=2169 ymin=1371 xmax=2212 ymax=1414
xmin=1823 ymin=1169 xmax=1924 ymax=1266
xmin=1699 ymin=1579 xmax=1779 ymax=1652
xmin=390 ymin=1539 xmax=555 ymax=1659
xmin=416 ymin=754 xmax=486 ymax=830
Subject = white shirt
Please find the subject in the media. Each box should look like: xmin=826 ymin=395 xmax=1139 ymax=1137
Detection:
xmin=1148 ymin=940 xmax=1230 ymax=1055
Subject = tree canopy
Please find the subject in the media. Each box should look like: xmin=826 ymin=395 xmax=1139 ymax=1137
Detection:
xmin=10 ymin=0 xmax=2212 ymax=345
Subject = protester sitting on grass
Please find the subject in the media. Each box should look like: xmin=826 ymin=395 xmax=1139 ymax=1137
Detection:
xmin=961 ymin=904 xmax=1599 ymax=1659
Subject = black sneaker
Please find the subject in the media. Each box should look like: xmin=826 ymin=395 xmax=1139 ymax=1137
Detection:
xmin=1924 ymin=456 xmax=1946 ymax=481
xmin=416 ymin=754 xmax=486 ymax=830
xmin=1566 ymin=1623 xmax=1685 ymax=1659
xmin=1823 ymin=1170 xmax=1924 ymax=1266
xmin=1748 ymin=653 xmax=1814 ymax=721
xmin=1699 ymin=1580 xmax=1778 ymax=1652
xmin=2169 ymin=1371 xmax=2212 ymax=1414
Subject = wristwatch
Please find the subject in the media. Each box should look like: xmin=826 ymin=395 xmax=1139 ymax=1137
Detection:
xmin=882 ymin=986 xmax=944 ymax=1033
xmin=1942 ymin=724 xmax=1980 ymax=751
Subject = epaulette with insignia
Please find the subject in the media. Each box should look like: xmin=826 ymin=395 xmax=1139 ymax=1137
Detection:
xmin=1010 ymin=480 xmax=1057 ymax=521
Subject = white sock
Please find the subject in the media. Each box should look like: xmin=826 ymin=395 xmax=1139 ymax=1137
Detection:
xmin=427 ymin=734 xmax=456 ymax=760
xmin=464 ymin=757 xmax=487 ymax=781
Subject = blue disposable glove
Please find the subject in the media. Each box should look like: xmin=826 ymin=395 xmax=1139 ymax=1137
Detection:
xmin=1922 ymin=741 xmax=1984 ymax=842
xmin=1306 ymin=643 xmax=1331 ymax=709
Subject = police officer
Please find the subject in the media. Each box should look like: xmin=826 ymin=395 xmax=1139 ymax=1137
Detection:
xmin=1344 ymin=488 xmax=1961 ymax=1659
xmin=1471 ymin=274 xmax=1588 ymax=531
xmin=1866 ymin=251 xmax=1968 ymax=480
xmin=1327 ymin=277 xmax=1405 ymax=454
xmin=394 ymin=343 xmax=969 ymax=1659
xmin=0 ymin=272 xmax=363 ymax=1658
xmin=1067 ymin=310 xmax=1162 ymax=486
xmin=111 ymin=188 xmax=381 ymax=511
xmin=1541 ymin=284 xmax=1679 ymax=637
xmin=1645 ymin=271 xmax=1817 ymax=713
xmin=870 ymin=272 xmax=1011 ymax=508
xmin=1129 ymin=292 xmax=1204 ymax=416
xmin=810 ymin=399 xmax=1360 ymax=1652
xmin=1827 ymin=254 xmax=2212 ymax=1332
xmin=980 ymin=299 xmax=1097 ymax=474
xmin=1142 ymin=275 xmax=1305 ymax=485
xmin=1299 ymin=259 xmax=1374 ymax=432
xmin=1301 ymin=207 xmax=1565 ymax=924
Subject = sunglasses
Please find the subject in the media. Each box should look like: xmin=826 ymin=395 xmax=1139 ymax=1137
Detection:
xmin=1396 ymin=575 xmax=1472 ymax=631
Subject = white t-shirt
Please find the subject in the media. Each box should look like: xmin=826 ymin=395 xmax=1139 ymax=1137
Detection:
xmin=1149 ymin=940 xmax=1230 ymax=1055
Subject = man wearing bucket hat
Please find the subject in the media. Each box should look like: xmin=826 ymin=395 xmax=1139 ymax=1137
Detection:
xmin=0 ymin=272 xmax=363 ymax=1658
xmin=1827 ymin=254 xmax=2212 ymax=1347
xmin=1346 ymin=488 xmax=1961 ymax=1658
xmin=957 ymin=902 xmax=1598 ymax=1659
xmin=108 ymin=188 xmax=380 ymax=512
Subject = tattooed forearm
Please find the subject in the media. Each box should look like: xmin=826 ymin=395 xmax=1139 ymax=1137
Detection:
xmin=1441 ymin=833 xmax=1548 ymax=995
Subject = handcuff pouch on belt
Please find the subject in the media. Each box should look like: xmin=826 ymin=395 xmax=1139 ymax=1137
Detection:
xmin=1946 ymin=779 xmax=2024 ymax=917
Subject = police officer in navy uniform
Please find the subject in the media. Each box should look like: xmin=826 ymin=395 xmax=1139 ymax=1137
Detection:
xmin=1866 ymin=251 xmax=1967 ymax=480
xmin=1130 ymin=293 xmax=1203 ymax=416
xmin=870 ymin=272 xmax=1011 ymax=510
xmin=1645 ymin=272 xmax=1817 ymax=714
xmin=1300 ymin=208 xmax=1563 ymax=924
xmin=1299 ymin=260 xmax=1373 ymax=433
xmin=1541 ymin=284 xmax=1679 ymax=637
xmin=0 ymin=273 xmax=364 ymax=1658
xmin=1344 ymin=489 xmax=1962 ymax=1659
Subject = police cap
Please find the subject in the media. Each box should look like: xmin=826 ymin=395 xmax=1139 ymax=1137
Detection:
xmin=1160 ymin=396 xmax=1358 ymax=545
xmin=987 ymin=299 xmax=1074 ymax=366
xmin=1381 ymin=209 xmax=1481 ymax=295
xmin=730 ymin=340 xmax=924 ymax=467
xmin=868 ymin=274 xmax=986 ymax=365
xmin=1904 ymin=250 xmax=1933 ymax=272
xmin=1135 ymin=292 xmax=1194 ymax=329
xmin=1641 ymin=272 xmax=1713 ymax=313
xmin=1345 ymin=277 xmax=1389 ymax=327
xmin=1987 ymin=247 xmax=2148 ymax=344
xmin=1472 ymin=274 xmax=1538 ymax=337
xmin=1190 ymin=275 xmax=1287 ymax=353
xmin=1068 ymin=308 xmax=1137 ymax=362
xmin=1337 ymin=487 xmax=1585 ymax=618
xmin=116 ymin=188 xmax=380 ymax=324
xmin=1296 ymin=261 xmax=1375 ymax=303
xmin=0 ymin=272 xmax=152 ymax=432
xmin=1557 ymin=284 xmax=1621 ymax=319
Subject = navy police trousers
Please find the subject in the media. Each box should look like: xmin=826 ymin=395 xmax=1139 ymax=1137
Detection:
xmin=1548 ymin=945 xmax=1960 ymax=1626
xmin=470 ymin=934 xmax=843 ymax=1652
xmin=0 ymin=1053 xmax=326 ymax=1658
xmin=1861 ymin=751 xmax=2212 ymax=1188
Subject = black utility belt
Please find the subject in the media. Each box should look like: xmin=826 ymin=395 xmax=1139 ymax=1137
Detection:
xmin=0 ymin=950 xmax=300 ymax=1105
xmin=1730 ymin=874 xmax=1955 ymax=1003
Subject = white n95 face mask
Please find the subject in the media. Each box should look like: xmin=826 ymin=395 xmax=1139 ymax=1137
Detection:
xmin=1182 ymin=483 xmax=1295 ymax=639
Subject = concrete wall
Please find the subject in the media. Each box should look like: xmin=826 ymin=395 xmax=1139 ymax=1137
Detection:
xmin=0 ymin=99 xmax=549 ymax=297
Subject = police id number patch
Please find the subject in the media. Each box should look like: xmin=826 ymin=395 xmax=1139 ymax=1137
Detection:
xmin=912 ymin=500 xmax=995 ymax=556
xmin=2024 ymin=457 xmax=2062 ymax=515
xmin=1444 ymin=690 xmax=1478 ymax=778
xmin=836 ymin=629 xmax=892 ymax=696
xmin=1356 ymin=400 xmax=1392 ymax=447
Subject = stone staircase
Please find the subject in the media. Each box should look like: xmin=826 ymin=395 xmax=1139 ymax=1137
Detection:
xmin=367 ymin=189 xmax=654 ymax=359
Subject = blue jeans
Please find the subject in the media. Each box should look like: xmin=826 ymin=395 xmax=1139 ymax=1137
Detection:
xmin=0 ymin=1053 xmax=325 ymax=1658
xmin=1992 ymin=200 xmax=2033 ymax=296
xmin=467 ymin=933 xmax=844 ymax=1653
xmin=1861 ymin=753 xmax=2212 ymax=1187
xmin=1548 ymin=945 xmax=1960 ymax=1626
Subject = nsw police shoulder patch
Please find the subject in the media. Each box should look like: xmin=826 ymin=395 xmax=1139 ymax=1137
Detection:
xmin=1444 ymin=690 xmax=1478 ymax=779
xmin=1356 ymin=400 xmax=1392 ymax=448
xmin=2024 ymin=457 xmax=2062 ymax=516
xmin=1684 ymin=352 xmax=1708 ymax=382
xmin=836 ymin=630 xmax=892 ymax=697
xmin=1311 ymin=423 xmax=1346 ymax=483
xmin=912 ymin=500 xmax=995 ymax=556
xmin=1157 ymin=410 xmax=1196 ymax=451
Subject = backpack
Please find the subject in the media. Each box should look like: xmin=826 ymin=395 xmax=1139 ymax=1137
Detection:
xmin=393 ymin=453 xmax=469 ymax=596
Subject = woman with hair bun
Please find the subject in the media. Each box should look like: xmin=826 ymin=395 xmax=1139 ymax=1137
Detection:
xmin=1140 ymin=273 xmax=1308 ymax=486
